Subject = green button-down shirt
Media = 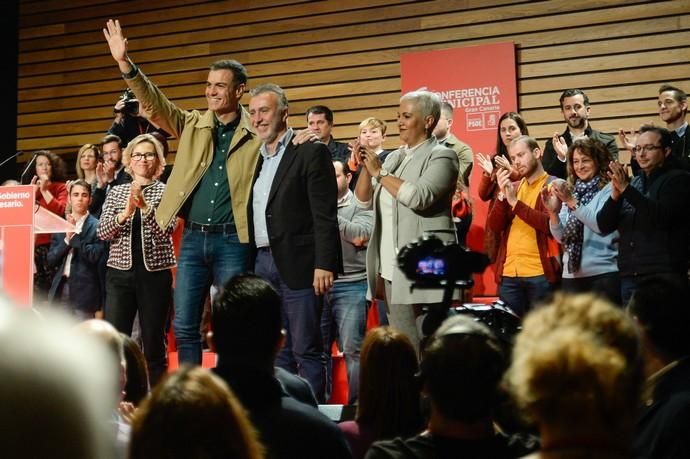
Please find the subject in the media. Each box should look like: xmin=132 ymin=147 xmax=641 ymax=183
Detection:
xmin=187 ymin=115 xmax=239 ymax=225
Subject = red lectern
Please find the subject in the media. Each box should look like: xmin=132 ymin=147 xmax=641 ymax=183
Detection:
xmin=0 ymin=185 xmax=74 ymax=307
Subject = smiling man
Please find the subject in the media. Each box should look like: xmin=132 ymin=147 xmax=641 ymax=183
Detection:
xmin=597 ymin=125 xmax=690 ymax=305
xmin=249 ymin=84 xmax=340 ymax=402
xmin=104 ymin=19 xmax=262 ymax=365
xmin=542 ymin=89 xmax=618 ymax=179
xmin=658 ymin=84 xmax=690 ymax=167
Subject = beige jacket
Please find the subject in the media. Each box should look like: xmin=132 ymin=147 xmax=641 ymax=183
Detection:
xmin=125 ymin=70 xmax=261 ymax=242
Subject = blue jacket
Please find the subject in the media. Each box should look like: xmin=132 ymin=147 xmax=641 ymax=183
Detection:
xmin=47 ymin=214 xmax=106 ymax=312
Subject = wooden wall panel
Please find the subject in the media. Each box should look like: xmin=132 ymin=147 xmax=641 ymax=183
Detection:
xmin=16 ymin=0 xmax=690 ymax=171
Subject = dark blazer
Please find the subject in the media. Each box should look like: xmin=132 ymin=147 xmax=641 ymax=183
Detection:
xmin=633 ymin=357 xmax=690 ymax=459
xmin=89 ymin=168 xmax=133 ymax=217
xmin=542 ymin=125 xmax=618 ymax=179
xmin=250 ymin=138 xmax=341 ymax=290
xmin=47 ymin=214 xmax=106 ymax=312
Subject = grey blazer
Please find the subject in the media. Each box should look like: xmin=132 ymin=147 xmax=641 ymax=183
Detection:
xmin=363 ymin=138 xmax=459 ymax=305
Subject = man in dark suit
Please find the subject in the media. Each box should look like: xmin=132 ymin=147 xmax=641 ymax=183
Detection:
xmin=249 ymin=83 xmax=340 ymax=402
xmin=629 ymin=275 xmax=690 ymax=459
xmin=47 ymin=180 xmax=105 ymax=319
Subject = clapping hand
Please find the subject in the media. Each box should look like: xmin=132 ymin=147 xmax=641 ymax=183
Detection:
xmin=496 ymin=168 xmax=517 ymax=207
xmin=540 ymin=184 xmax=561 ymax=214
xmin=552 ymin=133 xmax=568 ymax=161
xmin=476 ymin=152 xmax=494 ymax=175
xmin=494 ymin=154 xmax=512 ymax=172
xmin=607 ymin=161 xmax=629 ymax=201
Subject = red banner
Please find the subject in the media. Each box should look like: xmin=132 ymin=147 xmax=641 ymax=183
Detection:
xmin=401 ymin=42 xmax=518 ymax=295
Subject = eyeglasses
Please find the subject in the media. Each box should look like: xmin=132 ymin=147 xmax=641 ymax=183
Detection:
xmin=631 ymin=144 xmax=662 ymax=155
xmin=131 ymin=152 xmax=157 ymax=161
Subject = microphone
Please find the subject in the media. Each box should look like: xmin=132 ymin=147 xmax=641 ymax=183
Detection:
xmin=20 ymin=152 xmax=38 ymax=185
xmin=0 ymin=151 xmax=23 ymax=169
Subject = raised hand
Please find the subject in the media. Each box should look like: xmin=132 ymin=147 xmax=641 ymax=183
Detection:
xmin=607 ymin=161 xmax=629 ymax=201
xmin=552 ymin=133 xmax=568 ymax=161
xmin=476 ymin=152 xmax=494 ymax=175
xmin=103 ymin=19 xmax=129 ymax=64
xmin=618 ymin=128 xmax=638 ymax=152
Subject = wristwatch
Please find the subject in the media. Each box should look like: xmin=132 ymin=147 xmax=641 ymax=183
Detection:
xmin=375 ymin=168 xmax=390 ymax=183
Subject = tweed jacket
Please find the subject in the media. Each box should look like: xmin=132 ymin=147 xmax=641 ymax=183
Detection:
xmin=360 ymin=138 xmax=459 ymax=305
xmin=125 ymin=69 xmax=261 ymax=242
xmin=97 ymin=181 xmax=176 ymax=272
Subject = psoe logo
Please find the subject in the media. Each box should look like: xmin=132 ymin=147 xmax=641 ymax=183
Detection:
xmin=466 ymin=111 xmax=500 ymax=131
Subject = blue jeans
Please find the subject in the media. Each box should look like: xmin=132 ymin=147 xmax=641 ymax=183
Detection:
xmin=173 ymin=228 xmax=250 ymax=364
xmin=254 ymin=248 xmax=327 ymax=402
xmin=499 ymin=275 xmax=552 ymax=317
xmin=321 ymin=279 xmax=368 ymax=404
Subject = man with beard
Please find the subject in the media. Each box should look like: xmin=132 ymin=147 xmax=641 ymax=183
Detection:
xmin=542 ymin=89 xmax=618 ymax=179
xmin=487 ymin=136 xmax=561 ymax=316
xmin=249 ymin=84 xmax=340 ymax=402
xmin=658 ymin=84 xmax=690 ymax=167
xmin=90 ymin=134 xmax=132 ymax=216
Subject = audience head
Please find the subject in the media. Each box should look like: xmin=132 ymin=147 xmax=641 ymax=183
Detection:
xmin=75 ymin=143 xmax=101 ymax=179
xmin=432 ymin=101 xmax=455 ymax=140
xmin=333 ymin=160 xmax=351 ymax=199
xmin=68 ymin=179 xmax=92 ymax=216
xmin=28 ymin=150 xmax=67 ymax=183
xmin=658 ymin=83 xmax=688 ymax=125
xmin=507 ymin=293 xmax=641 ymax=443
xmin=566 ymin=138 xmax=612 ymax=187
xmin=628 ymin=275 xmax=690 ymax=367
xmin=306 ymin=105 xmax=335 ymax=142
xmin=0 ymin=302 xmax=118 ymax=459
xmin=207 ymin=59 xmax=247 ymax=117
xmin=496 ymin=112 xmax=528 ymax=160
xmin=121 ymin=333 xmax=150 ymax=406
xmin=559 ymin=89 xmax=591 ymax=130
xmin=123 ymin=133 xmax=166 ymax=180
xmin=130 ymin=365 xmax=264 ymax=459
xmin=359 ymin=117 xmax=387 ymax=151
xmin=419 ymin=315 xmax=505 ymax=424
xmin=76 ymin=319 xmax=127 ymax=397
xmin=1 ymin=179 xmax=19 ymax=186
xmin=508 ymin=135 xmax=542 ymax=178
xmin=249 ymin=84 xmax=290 ymax=146
xmin=634 ymin=124 xmax=673 ymax=176
xmin=357 ymin=326 xmax=423 ymax=440
xmin=211 ymin=273 xmax=283 ymax=369
xmin=101 ymin=134 xmax=124 ymax=170
xmin=399 ymin=90 xmax=442 ymax=147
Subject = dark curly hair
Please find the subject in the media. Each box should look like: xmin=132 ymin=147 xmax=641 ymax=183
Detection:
xmin=27 ymin=150 xmax=68 ymax=183
xmin=566 ymin=138 xmax=612 ymax=189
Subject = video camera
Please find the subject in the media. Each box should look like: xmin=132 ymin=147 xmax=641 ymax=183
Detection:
xmin=114 ymin=88 xmax=139 ymax=116
xmin=397 ymin=234 xmax=519 ymax=345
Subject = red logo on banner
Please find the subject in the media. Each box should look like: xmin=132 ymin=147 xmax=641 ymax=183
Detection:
xmin=401 ymin=42 xmax=517 ymax=295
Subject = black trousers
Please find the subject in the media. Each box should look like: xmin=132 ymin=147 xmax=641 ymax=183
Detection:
xmin=105 ymin=265 xmax=172 ymax=386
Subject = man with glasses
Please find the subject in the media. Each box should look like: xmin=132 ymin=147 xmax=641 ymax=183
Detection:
xmin=104 ymin=19 xmax=262 ymax=365
xmin=597 ymin=125 xmax=690 ymax=305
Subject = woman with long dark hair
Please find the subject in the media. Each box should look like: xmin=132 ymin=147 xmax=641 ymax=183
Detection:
xmin=476 ymin=112 xmax=528 ymax=262
xmin=339 ymin=327 xmax=424 ymax=459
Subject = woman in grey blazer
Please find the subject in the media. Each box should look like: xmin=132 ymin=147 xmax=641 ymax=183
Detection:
xmin=354 ymin=90 xmax=459 ymax=355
